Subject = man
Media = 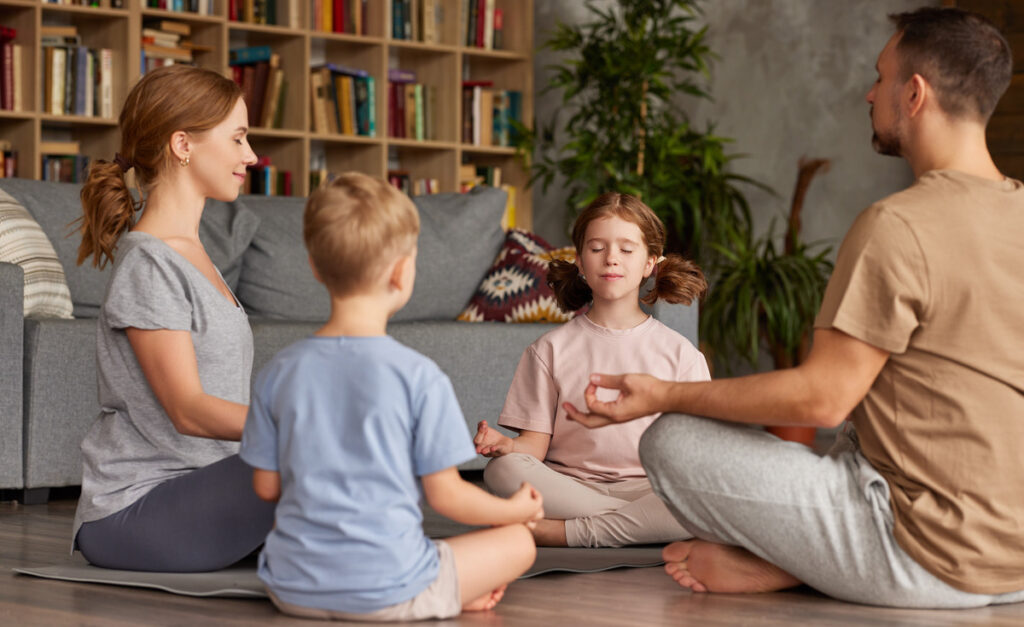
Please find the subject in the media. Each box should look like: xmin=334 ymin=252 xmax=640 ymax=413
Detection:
xmin=565 ymin=8 xmax=1024 ymax=609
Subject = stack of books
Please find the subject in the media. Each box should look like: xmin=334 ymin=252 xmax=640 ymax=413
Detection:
xmin=246 ymin=155 xmax=292 ymax=196
xmin=1 ymin=26 xmax=23 ymax=112
xmin=309 ymin=64 xmax=376 ymax=137
xmin=391 ymin=0 xmax=445 ymax=44
xmin=40 ymin=141 xmax=90 ymax=183
xmin=0 ymin=140 xmax=17 ymax=178
xmin=310 ymin=0 xmax=367 ymax=34
xmin=462 ymin=81 xmax=521 ymax=147
xmin=230 ymin=46 xmax=288 ymax=129
xmin=388 ymin=68 xmax=434 ymax=141
xmin=147 ymin=0 xmax=214 ymax=15
xmin=461 ymin=0 xmax=505 ymax=50
xmin=41 ymin=25 xmax=114 ymax=119
xmin=141 ymin=20 xmax=210 ymax=72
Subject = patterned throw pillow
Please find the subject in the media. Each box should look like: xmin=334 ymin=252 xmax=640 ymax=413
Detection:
xmin=458 ymin=229 xmax=583 ymax=323
xmin=0 ymin=189 xmax=73 ymax=318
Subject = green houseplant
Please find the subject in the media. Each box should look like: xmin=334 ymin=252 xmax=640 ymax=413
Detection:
xmin=520 ymin=0 xmax=759 ymax=266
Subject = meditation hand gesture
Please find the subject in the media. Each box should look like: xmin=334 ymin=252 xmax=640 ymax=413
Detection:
xmin=474 ymin=420 xmax=514 ymax=457
xmin=507 ymin=482 xmax=544 ymax=529
xmin=564 ymin=373 xmax=666 ymax=428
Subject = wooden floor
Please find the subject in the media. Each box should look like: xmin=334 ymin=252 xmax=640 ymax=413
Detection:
xmin=3 ymin=498 xmax=1023 ymax=626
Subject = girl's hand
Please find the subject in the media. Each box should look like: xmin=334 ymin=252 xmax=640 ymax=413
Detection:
xmin=474 ymin=420 xmax=514 ymax=457
xmin=508 ymin=482 xmax=544 ymax=528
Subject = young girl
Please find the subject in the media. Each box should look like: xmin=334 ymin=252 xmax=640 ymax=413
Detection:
xmin=72 ymin=65 xmax=274 ymax=571
xmin=474 ymin=191 xmax=709 ymax=548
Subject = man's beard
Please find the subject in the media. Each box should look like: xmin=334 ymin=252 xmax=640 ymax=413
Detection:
xmin=870 ymin=107 xmax=903 ymax=157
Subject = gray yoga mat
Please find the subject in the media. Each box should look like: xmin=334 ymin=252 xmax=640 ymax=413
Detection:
xmin=14 ymin=546 xmax=664 ymax=598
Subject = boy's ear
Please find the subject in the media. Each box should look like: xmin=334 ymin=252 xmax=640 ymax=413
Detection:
xmin=308 ymin=256 xmax=324 ymax=284
xmin=389 ymin=253 xmax=414 ymax=291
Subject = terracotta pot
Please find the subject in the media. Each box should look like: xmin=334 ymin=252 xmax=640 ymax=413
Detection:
xmin=766 ymin=425 xmax=817 ymax=448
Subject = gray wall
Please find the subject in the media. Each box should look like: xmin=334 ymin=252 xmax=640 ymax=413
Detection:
xmin=532 ymin=0 xmax=934 ymax=248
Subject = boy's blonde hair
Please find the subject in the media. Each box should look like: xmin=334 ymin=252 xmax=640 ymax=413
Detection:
xmin=304 ymin=172 xmax=420 ymax=297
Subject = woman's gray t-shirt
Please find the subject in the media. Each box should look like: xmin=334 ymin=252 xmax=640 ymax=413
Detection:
xmin=72 ymin=232 xmax=253 ymax=542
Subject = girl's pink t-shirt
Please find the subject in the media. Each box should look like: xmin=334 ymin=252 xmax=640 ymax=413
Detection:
xmin=498 ymin=314 xmax=710 ymax=481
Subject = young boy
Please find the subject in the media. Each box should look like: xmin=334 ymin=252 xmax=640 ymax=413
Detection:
xmin=239 ymin=173 xmax=543 ymax=621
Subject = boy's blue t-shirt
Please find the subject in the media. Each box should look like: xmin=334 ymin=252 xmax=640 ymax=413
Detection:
xmin=239 ymin=335 xmax=476 ymax=614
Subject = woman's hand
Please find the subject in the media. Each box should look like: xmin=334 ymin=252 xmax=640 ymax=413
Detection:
xmin=563 ymin=373 xmax=667 ymax=428
xmin=474 ymin=420 xmax=515 ymax=457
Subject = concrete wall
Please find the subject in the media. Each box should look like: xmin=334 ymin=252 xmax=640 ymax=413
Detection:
xmin=532 ymin=0 xmax=934 ymax=248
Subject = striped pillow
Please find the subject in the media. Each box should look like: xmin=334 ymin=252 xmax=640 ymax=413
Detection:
xmin=0 ymin=188 xmax=73 ymax=318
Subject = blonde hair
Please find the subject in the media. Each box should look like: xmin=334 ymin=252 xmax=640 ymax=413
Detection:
xmin=304 ymin=172 xmax=420 ymax=296
xmin=77 ymin=65 xmax=243 ymax=268
xmin=549 ymin=191 xmax=707 ymax=312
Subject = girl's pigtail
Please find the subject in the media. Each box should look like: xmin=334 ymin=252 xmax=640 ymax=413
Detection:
xmin=77 ymin=159 xmax=139 ymax=269
xmin=641 ymin=254 xmax=707 ymax=306
xmin=548 ymin=258 xmax=592 ymax=312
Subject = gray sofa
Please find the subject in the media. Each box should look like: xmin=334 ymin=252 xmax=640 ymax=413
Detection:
xmin=0 ymin=178 xmax=698 ymax=503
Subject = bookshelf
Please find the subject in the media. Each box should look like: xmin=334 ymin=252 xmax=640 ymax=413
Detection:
xmin=0 ymin=0 xmax=534 ymax=229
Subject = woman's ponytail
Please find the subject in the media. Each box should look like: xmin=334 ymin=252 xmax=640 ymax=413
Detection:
xmin=641 ymin=253 xmax=707 ymax=306
xmin=548 ymin=258 xmax=592 ymax=312
xmin=76 ymin=159 xmax=139 ymax=269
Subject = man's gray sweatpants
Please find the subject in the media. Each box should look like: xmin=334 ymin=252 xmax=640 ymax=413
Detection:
xmin=639 ymin=414 xmax=1024 ymax=609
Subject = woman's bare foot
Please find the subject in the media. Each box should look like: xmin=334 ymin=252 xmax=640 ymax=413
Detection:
xmin=530 ymin=519 xmax=568 ymax=546
xmin=463 ymin=584 xmax=507 ymax=611
xmin=661 ymin=540 xmax=801 ymax=594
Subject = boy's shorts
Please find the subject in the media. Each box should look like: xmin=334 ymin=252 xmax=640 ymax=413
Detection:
xmin=268 ymin=540 xmax=461 ymax=622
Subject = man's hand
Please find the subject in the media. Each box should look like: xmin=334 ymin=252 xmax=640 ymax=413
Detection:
xmin=507 ymin=482 xmax=544 ymax=529
xmin=563 ymin=373 xmax=667 ymax=429
xmin=474 ymin=420 xmax=515 ymax=457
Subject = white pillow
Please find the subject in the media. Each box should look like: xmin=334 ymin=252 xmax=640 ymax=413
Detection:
xmin=0 ymin=188 xmax=74 ymax=318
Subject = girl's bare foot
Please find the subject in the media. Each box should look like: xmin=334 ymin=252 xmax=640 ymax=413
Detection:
xmin=662 ymin=540 xmax=801 ymax=594
xmin=531 ymin=519 xmax=568 ymax=546
xmin=463 ymin=584 xmax=507 ymax=611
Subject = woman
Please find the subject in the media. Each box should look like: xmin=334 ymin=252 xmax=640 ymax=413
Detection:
xmin=73 ymin=65 xmax=274 ymax=572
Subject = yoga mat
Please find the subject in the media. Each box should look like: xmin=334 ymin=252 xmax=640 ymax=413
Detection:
xmin=14 ymin=547 xmax=664 ymax=598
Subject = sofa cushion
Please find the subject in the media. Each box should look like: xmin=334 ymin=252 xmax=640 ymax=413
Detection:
xmin=0 ymin=189 xmax=73 ymax=318
xmin=0 ymin=179 xmax=261 ymax=317
xmin=236 ymin=186 xmax=508 ymax=322
xmin=393 ymin=186 xmax=508 ymax=322
xmin=458 ymin=229 xmax=581 ymax=323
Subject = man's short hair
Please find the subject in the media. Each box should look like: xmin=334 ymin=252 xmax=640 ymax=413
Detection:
xmin=889 ymin=8 xmax=1012 ymax=121
xmin=304 ymin=172 xmax=420 ymax=297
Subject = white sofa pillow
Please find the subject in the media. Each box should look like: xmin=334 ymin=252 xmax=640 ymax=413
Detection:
xmin=0 ymin=188 xmax=73 ymax=318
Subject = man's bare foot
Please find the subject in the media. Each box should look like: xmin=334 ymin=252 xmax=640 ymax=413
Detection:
xmin=463 ymin=584 xmax=507 ymax=611
xmin=531 ymin=519 xmax=568 ymax=547
xmin=662 ymin=540 xmax=801 ymax=594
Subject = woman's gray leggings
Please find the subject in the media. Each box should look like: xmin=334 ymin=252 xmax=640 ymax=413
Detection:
xmin=76 ymin=454 xmax=276 ymax=572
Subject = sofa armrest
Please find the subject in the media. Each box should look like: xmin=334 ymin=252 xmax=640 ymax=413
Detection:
xmin=0 ymin=261 xmax=25 ymax=488
xmin=648 ymin=300 xmax=699 ymax=347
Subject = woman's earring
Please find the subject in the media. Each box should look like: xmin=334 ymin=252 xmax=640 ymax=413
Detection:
xmin=180 ymin=156 xmax=190 ymax=167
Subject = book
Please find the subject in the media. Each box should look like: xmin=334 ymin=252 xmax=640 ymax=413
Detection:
xmin=483 ymin=0 xmax=494 ymax=49
xmin=49 ymin=46 xmax=66 ymax=114
xmin=404 ymin=82 xmax=416 ymax=139
xmin=387 ymin=68 xmax=416 ymax=83
xmin=99 ymin=48 xmax=113 ymax=118
xmin=155 ymin=20 xmax=191 ymax=35
xmin=143 ymin=44 xmax=193 ymax=62
xmin=338 ymin=75 xmax=354 ymax=135
xmin=11 ymin=43 xmax=22 ymax=112
xmin=422 ymin=0 xmax=438 ymax=44
xmin=365 ymin=75 xmax=376 ymax=136
xmin=73 ymin=45 xmax=89 ymax=116
xmin=229 ymin=45 xmax=272 ymax=65
xmin=261 ymin=65 xmax=283 ymax=128
xmin=40 ymin=25 xmax=79 ymax=39
xmin=493 ymin=8 xmax=503 ymax=49
xmin=1 ymin=41 xmax=12 ymax=111
xmin=273 ymin=75 xmax=288 ymax=129
xmin=84 ymin=49 xmax=94 ymax=117
xmin=413 ymin=83 xmax=424 ymax=141
xmin=309 ymin=69 xmax=328 ymax=133
xmin=249 ymin=59 xmax=272 ymax=126
xmin=354 ymin=75 xmax=369 ymax=135
xmin=0 ymin=25 xmax=15 ymax=42
xmin=40 ymin=140 xmax=80 ymax=154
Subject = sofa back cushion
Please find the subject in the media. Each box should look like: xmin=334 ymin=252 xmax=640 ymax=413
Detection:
xmin=0 ymin=179 xmax=260 ymax=317
xmin=236 ymin=186 xmax=508 ymax=322
xmin=0 ymin=188 xmax=73 ymax=318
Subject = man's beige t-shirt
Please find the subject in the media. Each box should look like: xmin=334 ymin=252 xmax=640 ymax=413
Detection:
xmin=499 ymin=314 xmax=710 ymax=482
xmin=815 ymin=169 xmax=1024 ymax=595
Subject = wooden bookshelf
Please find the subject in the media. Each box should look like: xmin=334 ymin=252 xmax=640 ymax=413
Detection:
xmin=0 ymin=0 xmax=534 ymax=228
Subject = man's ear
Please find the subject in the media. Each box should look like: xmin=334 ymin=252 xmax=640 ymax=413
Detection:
xmin=905 ymin=73 xmax=928 ymax=118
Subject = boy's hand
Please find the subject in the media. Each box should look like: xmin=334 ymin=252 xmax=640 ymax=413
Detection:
xmin=508 ymin=482 xmax=544 ymax=528
xmin=474 ymin=420 xmax=514 ymax=457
